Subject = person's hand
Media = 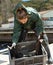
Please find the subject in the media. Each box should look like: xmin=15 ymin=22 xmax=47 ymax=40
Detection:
xmin=12 ymin=43 xmax=16 ymax=47
xmin=39 ymin=39 xmax=43 ymax=43
xmin=12 ymin=43 xmax=16 ymax=49
xmin=38 ymin=35 xmax=43 ymax=43
xmin=8 ymin=43 xmax=16 ymax=49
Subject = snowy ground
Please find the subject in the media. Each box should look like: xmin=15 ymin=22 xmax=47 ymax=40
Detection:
xmin=0 ymin=48 xmax=9 ymax=65
xmin=49 ymin=43 xmax=53 ymax=60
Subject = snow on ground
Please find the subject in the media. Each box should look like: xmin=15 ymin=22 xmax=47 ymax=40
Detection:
xmin=0 ymin=54 xmax=9 ymax=65
xmin=49 ymin=43 xmax=53 ymax=59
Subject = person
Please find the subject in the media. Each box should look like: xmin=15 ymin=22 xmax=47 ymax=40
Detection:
xmin=11 ymin=3 xmax=53 ymax=64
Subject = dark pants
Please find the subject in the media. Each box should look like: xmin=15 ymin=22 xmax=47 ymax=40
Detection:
xmin=18 ymin=29 xmax=27 ymax=42
xmin=42 ymin=32 xmax=51 ymax=59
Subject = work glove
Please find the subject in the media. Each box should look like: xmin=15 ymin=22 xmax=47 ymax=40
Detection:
xmin=38 ymin=35 xmax=43 ymax=43
xmin=8 ymin=43 xmax=16 ymax=49
xmin=12 ymin=43 xmax=16 ymax=47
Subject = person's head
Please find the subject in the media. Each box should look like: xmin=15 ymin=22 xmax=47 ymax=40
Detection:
xmin=16 ymin=8 xmax=28 ymax=24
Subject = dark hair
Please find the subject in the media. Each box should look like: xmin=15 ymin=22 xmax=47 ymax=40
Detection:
xmin=16 ymin=8 xmax=28 ymax=19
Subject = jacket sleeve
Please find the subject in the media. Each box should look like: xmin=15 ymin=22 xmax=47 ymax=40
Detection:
xmin=34 ymin=13 xmax=44 ymax=37
xmin=12 ymin=19 xmax=21 ymax=44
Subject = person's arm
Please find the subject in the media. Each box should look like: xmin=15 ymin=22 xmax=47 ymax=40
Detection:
xmin=33 ymin=13 xmax=44 ymax=42
xmin=35 ymin=14 xmax=43 ymax=36
xmin=12 ymin=19 xmax=21 ymax=44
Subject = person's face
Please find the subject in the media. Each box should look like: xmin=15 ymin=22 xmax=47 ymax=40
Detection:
xmin=16 ymin=8 xmax=28 ymax=24
xmin=18 ymin=18 xmax=28 ymax=24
